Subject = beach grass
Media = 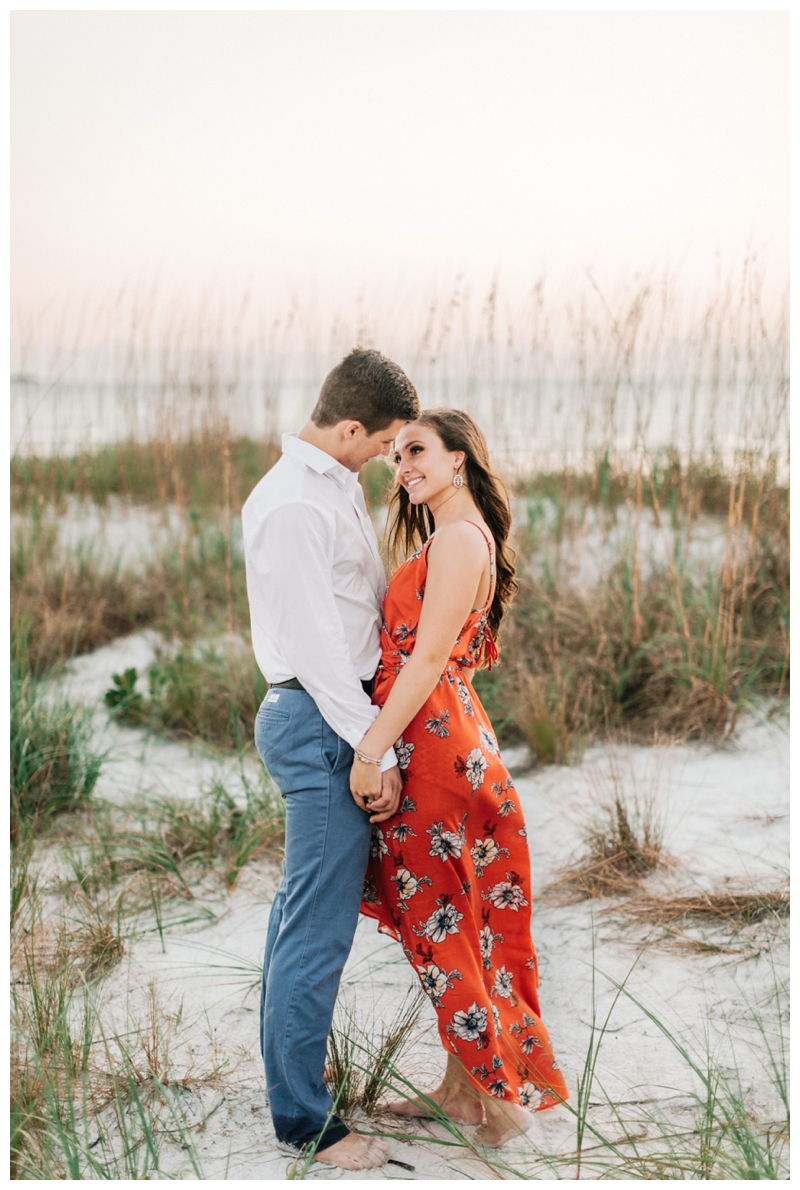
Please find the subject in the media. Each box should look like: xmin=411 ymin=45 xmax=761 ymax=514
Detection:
xmin=11 ymin=656 xmax=104 ymax=846
xmin=57 ymin=768 xmax=285 ymax=911
xmin=295 ymin=957 xmax=789 ymax=1180
xmin=11 ymin=431 xmax=280 ymax=513
xmin=9 ymin=267 xmax=789 ymax=1178
xmin=475 ymin=470 xmax=789 ymax=759
xmin=11 ymin=792 xmax=787 ymax=1179
xmin=105 ymin=642 xmax=267 ymax=752
xmin=325 ymin=990 xmax=426 ymax=1119
xmin=11 ymin=932 xmax=206 ymax=1180
xmin=11 ymin=436 xmax=788 ymax=755
xmin=543 ymin=789 xmax=664 ymax=902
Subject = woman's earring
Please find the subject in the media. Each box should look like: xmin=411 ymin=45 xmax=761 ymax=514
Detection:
xmin=453 ymin=470 xmax=464 ymax=488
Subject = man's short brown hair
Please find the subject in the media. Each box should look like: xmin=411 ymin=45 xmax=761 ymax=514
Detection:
xmin=311 ymin=348 xmax=420 ymax=434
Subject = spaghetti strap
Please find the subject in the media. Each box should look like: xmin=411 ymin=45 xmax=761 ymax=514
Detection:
xmin=463 ymin=519 xmax=493 ymax=549
xmin=422 ymin=520 xmax=496 ymax=612
xmin=464 ymin=519 xmax=496 ymax=611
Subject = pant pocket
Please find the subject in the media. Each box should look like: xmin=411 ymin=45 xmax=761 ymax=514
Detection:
xmin=320 ymin=718 xmax=345 ymax=774
xmin=255 ymin=708 xmax=292 ymax=786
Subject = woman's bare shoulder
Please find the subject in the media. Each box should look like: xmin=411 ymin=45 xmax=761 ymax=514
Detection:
xmin=425 ymin=520 xmax=490 ymax=572
xmin=429 ymin=519 xmax=493 ymax=550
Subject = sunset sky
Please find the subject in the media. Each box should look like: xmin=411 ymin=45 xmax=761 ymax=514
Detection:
xmin=11 ymin=9 xmax=789 ymax=331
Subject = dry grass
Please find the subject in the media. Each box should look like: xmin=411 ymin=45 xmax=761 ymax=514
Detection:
xmin=476 ymin=485 xmax=789 ymax=759
xmin=613 ymin=887 xmax=790 ymax=928
xmin=11 ymin=921 xmax=209 ymax=1178
xmin=10 ymin=773 xmax=282 ymax=1176
xmin=604 ymin=886 xmax=790 ymax=957
xmin=11 ymin=521 xmax=158 ymax=674
xmin=543 ymin=793 xmax=665 ymax=902
xmin=11 ymin=430 xmax=280 ymax=512
xmin=61 ymin=773 xmax=285 ymax=905
xmin=8 ymin=268 xmax=789 ymax=1175
xmin=11 ymin=509 xmax=255 ymax=675
xmin=12 ymin=264 xmax=789 ymax=747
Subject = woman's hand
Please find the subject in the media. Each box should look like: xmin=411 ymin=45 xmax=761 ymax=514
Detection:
xmin=350 ymin=754 xmax=383 ymax=811
xmin=365 ymin=766 xmax=404 ymax=824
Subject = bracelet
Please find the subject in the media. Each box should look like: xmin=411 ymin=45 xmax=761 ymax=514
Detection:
xmin=354 ymin=748 xmax=382 ymax=767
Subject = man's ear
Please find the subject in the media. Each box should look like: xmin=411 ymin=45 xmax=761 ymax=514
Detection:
xmin=342 ymin=420 xmax=365 ymax=440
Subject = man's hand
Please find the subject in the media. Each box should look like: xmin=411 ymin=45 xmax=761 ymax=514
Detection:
xmin=367 ymin=765 xmax=404 ymax=824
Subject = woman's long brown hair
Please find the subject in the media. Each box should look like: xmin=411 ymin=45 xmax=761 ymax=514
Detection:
xmin=386 ymin=408 xmax=518 ymax=639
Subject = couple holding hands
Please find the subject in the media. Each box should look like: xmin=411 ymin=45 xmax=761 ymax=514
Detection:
xmin=243 ymin=348 xmax=566 ymax=1170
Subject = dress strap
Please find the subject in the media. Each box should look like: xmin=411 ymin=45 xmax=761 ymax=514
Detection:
xmin=463 ymin=520 xmax=496 ymax=611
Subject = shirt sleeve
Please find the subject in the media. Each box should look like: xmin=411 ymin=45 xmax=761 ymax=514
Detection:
xmin=246 ymin=500 xmax=397 ymax=771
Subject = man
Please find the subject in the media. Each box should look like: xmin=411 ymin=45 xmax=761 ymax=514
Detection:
xmin=242 ymin=348 xmax=420 ymax=1171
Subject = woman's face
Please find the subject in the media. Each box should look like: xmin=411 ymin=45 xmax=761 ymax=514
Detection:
xmin=393 ymin=422 xmax=465 ymax=506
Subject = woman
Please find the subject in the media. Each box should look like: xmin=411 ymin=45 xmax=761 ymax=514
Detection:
xmin=350 ymin=409 xmax=568 ymax=1147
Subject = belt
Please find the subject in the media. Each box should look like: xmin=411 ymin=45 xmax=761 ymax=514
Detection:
xmin=270 ymin=677 xmax=375 ymax=697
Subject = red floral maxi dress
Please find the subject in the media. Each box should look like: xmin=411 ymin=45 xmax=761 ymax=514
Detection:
xmin=360 ymin=523 xmax=568 ymax=1112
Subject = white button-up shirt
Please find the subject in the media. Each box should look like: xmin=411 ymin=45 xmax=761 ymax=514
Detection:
xmin=242 ymin=434 xmax=396 ymax=771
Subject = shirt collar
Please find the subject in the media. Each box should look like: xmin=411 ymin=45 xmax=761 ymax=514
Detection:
xmin=281 ymin=433 xmax=358 ymax=493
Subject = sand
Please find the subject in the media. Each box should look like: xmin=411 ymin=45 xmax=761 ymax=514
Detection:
xmin=32 ymin=632 xmax=789 ymax=1180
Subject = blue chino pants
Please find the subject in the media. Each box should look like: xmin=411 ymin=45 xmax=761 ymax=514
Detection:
xmin=255 ymin=688 xmax=373 ymax=1152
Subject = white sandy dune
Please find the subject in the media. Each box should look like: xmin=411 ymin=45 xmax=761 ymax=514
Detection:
xmin=42 ymin=635 xmax=789 ymax=1180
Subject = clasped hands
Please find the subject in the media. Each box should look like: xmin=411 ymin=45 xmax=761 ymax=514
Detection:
xmin=350 ymin=750 xmax=403 ymax=823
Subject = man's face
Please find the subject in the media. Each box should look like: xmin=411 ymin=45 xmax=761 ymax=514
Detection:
xmin=339 ymin=418 xmax=409 ymax=472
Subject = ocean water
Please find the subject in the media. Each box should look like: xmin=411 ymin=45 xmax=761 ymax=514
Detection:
xmin=10 ymin=362 xmax=787 ymax=477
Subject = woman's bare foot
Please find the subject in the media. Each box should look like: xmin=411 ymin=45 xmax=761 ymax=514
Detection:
xmin=476 ymin=1100 xmax=533 ymax=1148
xmin=313 ymin=1133 xmax=390 ymax=1170
xmin=385 ymin=1086 xmax=485 ymax=1125
xmin=384 ymin=1055 xmax=484 ymax=1125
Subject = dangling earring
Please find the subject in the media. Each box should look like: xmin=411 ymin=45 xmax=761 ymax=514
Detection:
xmin=453 ymin=468 xmax=464 ymax=489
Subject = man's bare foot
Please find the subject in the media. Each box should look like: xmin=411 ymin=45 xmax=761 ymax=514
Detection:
xmin=313 ymin=1133 xmax=390 ymax=1170
xmin=384 ymin=1083 xmax=484 ymax=1126
xmin=476 ymin=1100 xmax=533 ymax=1148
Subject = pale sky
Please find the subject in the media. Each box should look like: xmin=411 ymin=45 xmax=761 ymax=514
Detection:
xmin=11 ymin=9 xmax=789 ymax=325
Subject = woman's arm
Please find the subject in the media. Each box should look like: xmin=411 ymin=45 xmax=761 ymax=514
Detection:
xmin=350 ymin=521 xmax=489 ymax=798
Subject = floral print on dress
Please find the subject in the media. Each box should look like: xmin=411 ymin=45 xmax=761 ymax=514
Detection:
xmin=478 ymin=914 xmax=505 ymax=970
xmin=370 ymin=828 xmax=389 ymax=860
xmin=388 ymin=819 xmax=417 ymax=843
xmin=517 ymin=1081 xmax=543 ymax=1110
xmin=483 ymin=873 xmax=529 ymax=911
xmin=424 ymin=710 xmax=451 ymax=738
xmin=412 ymin=894 xmax=465 ymax=943
xmin=470 ymin=828 xmax=510 ymax=878
xmin=394 ymin=737 xmax=415 ymax=770
xmin=447 ymin=1001 xmax=490 ymax=1049
xmin=391 ymin=866 xmax=432 ymax=908
xmin=360 ymin=521 xmax=568 ymax=1112
xmin=427 ymin=817 xmax=467 ymax=862
xmin=491 ymin=965 xmax=517 ymax=1005
xmin=509 ymin=1013 xmax=546 ymax=1054
xmin=454 ymin=748 xmax=490 ymax=792
xmin=416 ymin=961 xmax=463 ymax=1008
xmin=478 ymin=726 xmax=499 ymax=755
xmin=455 ymin=675 xmax=475 ymax=717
